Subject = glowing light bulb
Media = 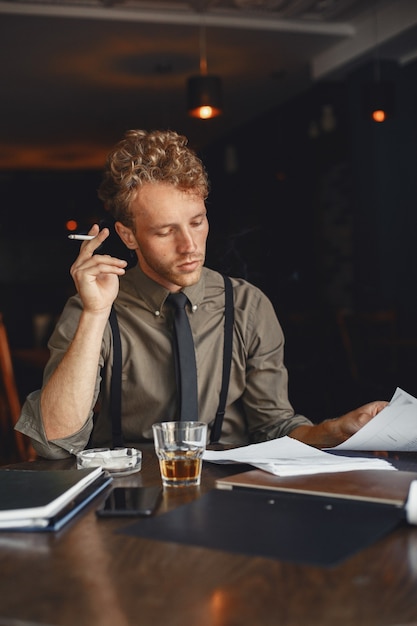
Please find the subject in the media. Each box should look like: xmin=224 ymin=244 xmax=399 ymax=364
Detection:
xmin=372 ymin=109 xmax=386 ymax=123
xmin=199 ymin=106 xmax=214 ymax=119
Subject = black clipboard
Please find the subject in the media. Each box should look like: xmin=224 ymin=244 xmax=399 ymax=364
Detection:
xmin=121 ymin=488 xmax=404 ymax=566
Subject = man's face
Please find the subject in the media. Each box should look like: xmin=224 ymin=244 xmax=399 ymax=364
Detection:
xmin=117 ymin=183 xmax=209 ymax=292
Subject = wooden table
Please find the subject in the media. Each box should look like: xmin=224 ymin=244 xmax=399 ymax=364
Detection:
xmin=1 ymin=448 xmax=417 ymax=626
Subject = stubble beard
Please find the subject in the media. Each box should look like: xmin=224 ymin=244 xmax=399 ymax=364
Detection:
xmin=166 ymin=260 xmax=204 ymax=288
xmin=141 ymin=252 xmax=205 ymax=289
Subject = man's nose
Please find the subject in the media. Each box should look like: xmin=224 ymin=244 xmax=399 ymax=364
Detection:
xmin=177 ymin=228 xmax=196 ymax=251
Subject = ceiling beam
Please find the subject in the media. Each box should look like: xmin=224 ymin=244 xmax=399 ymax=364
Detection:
xmin=0 ymin=1 xmax=356 ymax=36
xmin=312 ymin=0 xmax=417 ymax=79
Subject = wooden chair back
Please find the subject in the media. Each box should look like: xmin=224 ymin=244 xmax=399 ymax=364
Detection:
xmin=0 ymin=313 xmax=34 ymax=461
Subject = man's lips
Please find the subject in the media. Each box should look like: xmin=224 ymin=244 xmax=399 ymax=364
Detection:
xmin=177 ymin=258 xmax=202 ymax=272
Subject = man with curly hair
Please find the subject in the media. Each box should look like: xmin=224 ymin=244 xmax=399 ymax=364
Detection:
xmin=16 ymin=129 xmax=387 ymax=459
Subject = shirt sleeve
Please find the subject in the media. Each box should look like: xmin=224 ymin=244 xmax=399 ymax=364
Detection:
xmin=235 ymin=283 xmax=313 ymax=442
xmin=14 ymin=295 xmax=107 ymax=459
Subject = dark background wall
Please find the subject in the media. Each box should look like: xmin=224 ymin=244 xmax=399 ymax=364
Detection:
xmin=2 ymin=56 xmax=417 ymax=422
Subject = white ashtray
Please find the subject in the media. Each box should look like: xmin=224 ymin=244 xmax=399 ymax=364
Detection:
xmin=76 ymin=447 xmax=142 ymax=476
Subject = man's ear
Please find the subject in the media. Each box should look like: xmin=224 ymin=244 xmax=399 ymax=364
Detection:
xmin=115 ymin=222 xmax=138 ymax=250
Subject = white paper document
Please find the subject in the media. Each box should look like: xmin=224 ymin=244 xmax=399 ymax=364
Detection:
xmin=330 ymin=387 xmax=417 ymax=452
xmin=203 ymin=387 xmax=417 ymax=476
xmin=203 ymin=437 xmax=395 ymax=477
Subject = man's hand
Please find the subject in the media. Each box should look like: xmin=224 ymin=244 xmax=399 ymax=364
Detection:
xmin=70 ymin=224 xmax=128 ymax=315
xmin=41 ymin=223 xmax=130 ymax=441
xmin=333 ymin=401 xmax=389 ymax=440
xmin=289 ymin=400 xmax=389 ymax=448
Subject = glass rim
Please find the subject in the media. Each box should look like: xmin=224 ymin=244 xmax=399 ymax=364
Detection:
xmin=152 ymin=421 xmax=207 ymax=429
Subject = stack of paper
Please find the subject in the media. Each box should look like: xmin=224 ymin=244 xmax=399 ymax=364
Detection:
xmin=204 ymin=437 xmax=395 ymax=476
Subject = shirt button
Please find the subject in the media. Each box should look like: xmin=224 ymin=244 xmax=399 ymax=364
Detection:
xmin=155 ymin=310 xmax=160 ymax=316
xmin=192 ymin=305 xmax=198 ymax=312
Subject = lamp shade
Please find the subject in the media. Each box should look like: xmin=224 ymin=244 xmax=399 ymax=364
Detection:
xmin=187 ymin=75 xmax=223 ymax=119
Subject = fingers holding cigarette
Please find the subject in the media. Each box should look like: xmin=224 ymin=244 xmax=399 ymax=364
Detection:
xmin=67 ymin=224 xmax=110 ymax=251
xmin=68 ymin=222 xmax=102 ymax=241
xmin=68 ymin=234 xmax=95 ymax=241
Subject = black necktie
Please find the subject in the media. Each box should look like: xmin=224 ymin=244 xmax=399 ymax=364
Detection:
xmin=167 ymin=292 xmax=199 ymax=421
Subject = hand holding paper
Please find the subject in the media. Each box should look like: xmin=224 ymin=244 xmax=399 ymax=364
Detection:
xmin=330 ymin=387 xmax=417 ymax=451
xmin=204 ymin=388 xmax=417 ymax=477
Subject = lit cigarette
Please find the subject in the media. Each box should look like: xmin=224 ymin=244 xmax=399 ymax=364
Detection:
xmin=67 ymin=234 xmax=95 ymax=241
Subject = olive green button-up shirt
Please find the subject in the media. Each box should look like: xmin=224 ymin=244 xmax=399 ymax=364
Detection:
xmin=16 ymin=265 xmax=312 ymax=459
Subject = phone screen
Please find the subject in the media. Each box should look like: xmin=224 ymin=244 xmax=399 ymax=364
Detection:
xmin=96 ymin=486 xmax=162 ymax=517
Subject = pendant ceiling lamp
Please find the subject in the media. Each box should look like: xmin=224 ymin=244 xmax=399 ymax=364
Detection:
xmin=362 ymin=8 xmax=395 ymax=123
xmin=363 ymin=80 xmax=395 ymax=123
xmin=187 ymin=24 xmax=223 ymax=120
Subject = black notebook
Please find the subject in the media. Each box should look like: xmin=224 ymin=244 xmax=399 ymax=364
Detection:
xmin=0 ymin=467 xmax=112 ymax=531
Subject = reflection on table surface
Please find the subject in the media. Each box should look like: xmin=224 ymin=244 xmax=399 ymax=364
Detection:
xmin=1 ymin=446 xmax=417 ymax=626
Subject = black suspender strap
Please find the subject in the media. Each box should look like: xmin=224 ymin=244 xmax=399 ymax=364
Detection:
xmin=209 ymin=275 xmax=234 ymax=444
xmin=108 ymin=275 xmax=234 ymax=448
xmin=109 ymin=306 xmax=124 ymax=448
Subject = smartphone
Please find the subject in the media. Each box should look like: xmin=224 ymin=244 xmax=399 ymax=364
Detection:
xmin=96 ymin=486 xmax=162 ymax=518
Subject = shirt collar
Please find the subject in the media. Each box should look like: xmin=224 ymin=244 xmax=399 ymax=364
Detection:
xmin=120 ymin=262 xmax=207 ymax=314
